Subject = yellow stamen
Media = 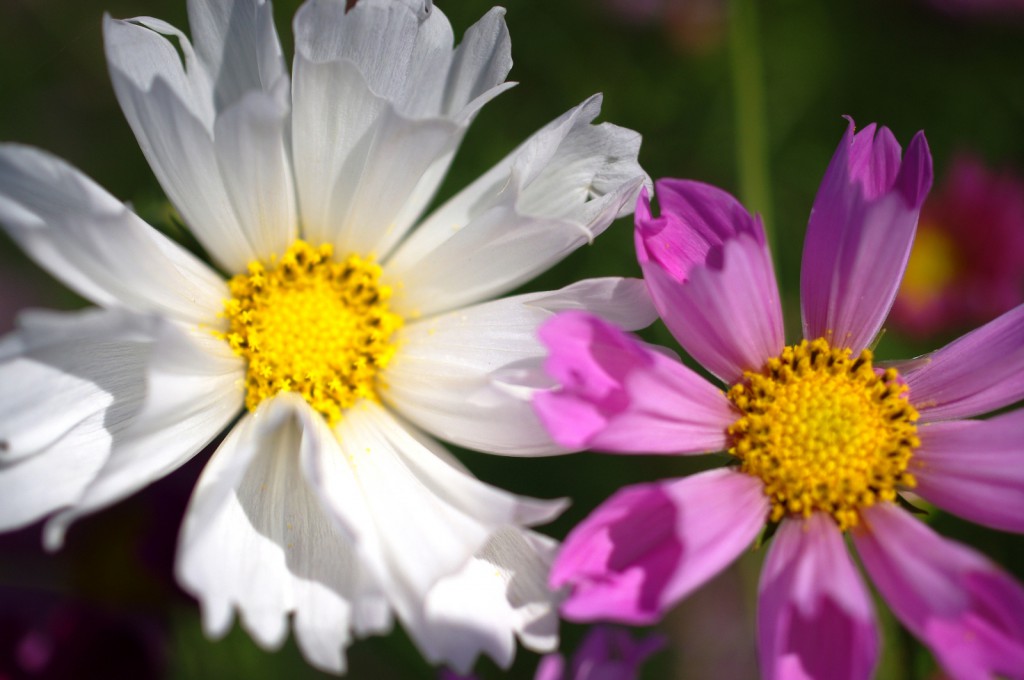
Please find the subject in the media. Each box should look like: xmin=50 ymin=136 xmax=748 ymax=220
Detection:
xmin=727 ymin=338 xmax=919 ymax=530
xmin=218 ymin=240 xmax=402 ymax=426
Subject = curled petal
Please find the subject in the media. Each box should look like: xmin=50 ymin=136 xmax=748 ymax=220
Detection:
xmin=801 ymin=120 xmax=933 ymax=353
xmin=912 ymin=410 xmax=1024 ymax=533
xmin=551 ymin=469 xmax=768 ymax=624
xmin=534 ymin=311 xmax=734 ymax=454
xmin=854 ymin=503 xmax=1024 ymax=680
xmin=758 ymin=514 xmax=879 ymax=680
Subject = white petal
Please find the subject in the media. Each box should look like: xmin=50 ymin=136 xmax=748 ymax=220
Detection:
xmin=383 ymin=277 xmax=657 ymax=456
xmin=213 ymin=85 xmax=298 ymax=260
xmin=291 ymin=56 xmax=466 ymax=258
xmin=0 ymin=145 xmax=226 ymax=325
xmin=318 ymin=403 xmax=564 ymax=628
xmin=186 ymin=0 xmax=287 ymax=112
xmin=177 ymin=396 xmax=390 ymax=674
xmin=102 ymin=13 xmax=215 ymax=126
xmin=385 ymin=95 xmax=647 ymax=316
xmin=419 ymin=528 xmax=561 ymax=673
xmin=295 ymin=1 xmax=510 ymax=119
xmin=105 ymin=16 xmax=281 ymax=272
xmin=0 ymin=309 xmax=156 ymax=532
xmin=45 ymin=320 xmax=243 ymax=549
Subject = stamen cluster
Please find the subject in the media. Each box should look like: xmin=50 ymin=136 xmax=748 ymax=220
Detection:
xmin=220 ymin=240 xmax=402 ymax=426
xmin=727 ymin=338 xmax=919 ymax=530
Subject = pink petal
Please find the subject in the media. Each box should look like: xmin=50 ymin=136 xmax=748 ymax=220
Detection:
xmin=854 ymin=503 xmax=1024 ymax=679
xmin=912 ymin=409 xmax=1024 ymax=533
xmin=801 ymin=120 xmax=933 ymax=353
xmin=551 ymin=469 xmax=768 ymax=625
xmin=567 ymin=626 xmax=666 ymax=680
xmin=901 ymin=303 xmax=1024 ymax=421
xmin=533 ymin=311 xmax=734 ymax=454
xmin=758 ymin=514 xmax=879 ymax=680
xmin=635 ymin=181 xmax=783 ymax=383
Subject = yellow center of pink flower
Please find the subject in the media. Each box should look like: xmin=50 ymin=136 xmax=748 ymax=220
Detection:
xmin=219 ymin=240 xmax=403 ymax=426
xmin=898 ymin=222 xmax=960 ymax=305
xmin=726 ymin=338 xmax=920 ymax=530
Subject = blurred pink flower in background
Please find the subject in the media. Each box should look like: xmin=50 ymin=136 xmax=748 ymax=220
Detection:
xmin=893 ymin=153 xmax=1024 ymax=339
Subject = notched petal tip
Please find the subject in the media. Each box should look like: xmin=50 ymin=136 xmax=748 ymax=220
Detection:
xmin=894 ymin=130 xmax=934 ymax=208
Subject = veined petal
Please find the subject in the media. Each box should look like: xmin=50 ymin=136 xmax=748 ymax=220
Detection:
xmin=534 ymin=311 xmax=734 ymax=454
xmin=800 ymin=121 xmax=933 ymax=353
xmin=552 ymin=469 xmax=768 ymax=624
xmin=0 ymin=309 xmax=156 ymax=532
xmin=901 ymin=304 xmax=1024 ymax=421
xmin=385 ymin=95 xmax=647 ymax=316
xmin=854 ymin=503 xmax=1024 ymax=680
xmin=177 ymin=396 xmax=390 ymax=674
xmin=291 ymin=56 xmax=465 ymax=259
xmin=0 ymin=145 xmax=226 ymax=326
xmin=316 ymin=403 xmax=564 ymax=639
xmin=293 ymin=1 xmax=510 ymax=121
xmin=44 ymin=320 xmax=244 ymax=549
xmin=418 ymin=528 xmax=560 ymax=673
xmin=213 ymin=85 xmax=298 ymax=260
xmin=636 ymin=181 xmax=783 ymax=383
xmin=105 ymin=16 xmax=291 ymax=272
xmin=912 ymin=410 xmax=1024 ymax=533
xmin=383 ymin=278 xmax=657 ymax=457
xmin=186 ymin=0 xmax=288 ymax=112
xmin=758 ymin=514 xmax=879 ymax=680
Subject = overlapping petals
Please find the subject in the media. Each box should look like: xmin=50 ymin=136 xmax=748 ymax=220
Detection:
xmin=534 ymin=311 xmax=734 ymax=453
xmin=384 ymin=278 xmax=658 ymax=456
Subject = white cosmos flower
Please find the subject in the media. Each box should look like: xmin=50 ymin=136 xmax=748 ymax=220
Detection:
xmin=0 ymin=0 xmax=654 ymax=674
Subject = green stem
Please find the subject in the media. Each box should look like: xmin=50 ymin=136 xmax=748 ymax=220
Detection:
xmin=729 ymin=0 xmax=774 ymax=256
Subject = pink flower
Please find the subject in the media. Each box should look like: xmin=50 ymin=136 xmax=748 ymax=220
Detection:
xmin=892 ymin=153 xmax=1024 ymax=339
xmin=535 ymin=626 xmax=665 ymax=680
xmin=535 ymin=120 xmax=1024 ymax=680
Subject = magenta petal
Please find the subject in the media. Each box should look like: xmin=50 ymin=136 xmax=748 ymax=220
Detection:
xmin=758 ymin=515 xmax=879 ymax=680
xmin=902 ymin=303 xmax=1024 ymax=421
xmin=801 ymin=121 xmax=934 ymax=353
xmin=636 ymin=180 xmax=783 ymax=383
xmin=567 ymin=627 xmax=666 ymax=680
xmin=551 ymin=469 xmax=768 ymax=625
xmin=912 ymin=409 xmax=1024 ymax=533
xmin=854 ymin=504 xmax=1024 ymax=679
xmin=534 ymin=311 xmax=734 ymax=454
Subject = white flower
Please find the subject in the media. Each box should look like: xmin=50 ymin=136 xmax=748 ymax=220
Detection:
xmin=0 ymin=0 xmax=653 ymax=674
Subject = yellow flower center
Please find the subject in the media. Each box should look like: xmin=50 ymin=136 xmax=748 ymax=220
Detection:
xmin=726 ymin=338 xmax=919 ymax=530
xmin=219 ymin=240 xmax=403 ymax=426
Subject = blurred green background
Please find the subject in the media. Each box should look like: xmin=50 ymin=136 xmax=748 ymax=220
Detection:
xmin=1 ymin=0 xmax=1023 ymax=678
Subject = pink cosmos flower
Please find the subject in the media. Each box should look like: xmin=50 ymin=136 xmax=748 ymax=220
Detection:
xmin=534 ymin=120 xmax=1024 ymax=679
xmin=892 ymin=153 xmax=1024 ymax=339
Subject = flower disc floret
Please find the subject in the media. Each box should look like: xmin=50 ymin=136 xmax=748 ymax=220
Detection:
xmin=220 ymin=240 xmax=402 ymax=425
xmin=727 ymin=338 xmax=920 ymax=530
